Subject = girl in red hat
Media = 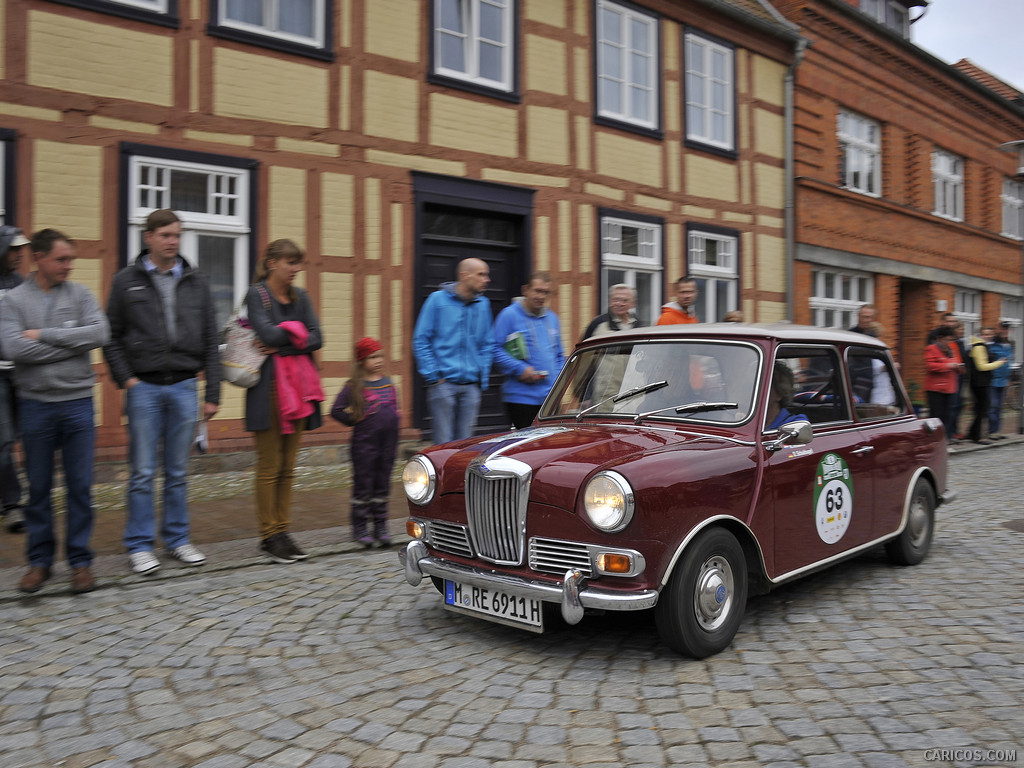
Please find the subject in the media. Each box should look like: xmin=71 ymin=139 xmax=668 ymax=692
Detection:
xmin=330 ymin=337 xmax=400 ymax=546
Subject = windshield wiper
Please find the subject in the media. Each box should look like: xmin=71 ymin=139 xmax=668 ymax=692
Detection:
xmin=576 ymin=380 xmax=668 ymax=421
xmin=634 ymin=401 xmax=739 ymax=425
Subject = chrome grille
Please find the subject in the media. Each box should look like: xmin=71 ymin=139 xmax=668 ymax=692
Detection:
xmin=529 ymin=537 xmax=594 ymax=577
xmin=465 ymin=457 xmax=531 ymax=565
xmin=427 ymin=521 xmax=473 ymax=558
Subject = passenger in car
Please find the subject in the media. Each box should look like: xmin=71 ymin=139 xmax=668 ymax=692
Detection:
xmin=765 ymin=363 xmax=804 ymax=431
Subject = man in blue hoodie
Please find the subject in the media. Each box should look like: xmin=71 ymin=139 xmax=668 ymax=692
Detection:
xmin=413 ymin=258 xmax=493 ymax=445
xmin=492 ymin=272 xmax=565 ymax=429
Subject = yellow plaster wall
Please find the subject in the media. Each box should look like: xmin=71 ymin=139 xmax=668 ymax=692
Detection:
xmin=526 ymin=106 xmax=569 ymax=166
xmin=364 ymin=178 xmax=381 ymax=261
xmin=685 ymin=154 xmax=737 ymax=202
xmin=525 ymin=35 xmax=567 ymax=96
xmin=28 ymin=11 xmax=173 ymax=106
xmin=390 ymin=203 xmax=404 ymax=267
xmin=34 ymin=141 xmax=102 ymax=240
xmin=536 ymin=217 xmax=551 ymax=272
xmin=429 ymin=94 xmax=517 ymax=157
xmin=321 ymin=272 xmax=354 ymax=361
xmin=215 ymin=49 xmax=328 ymax=128
xmin=72 ymin=258 xmax=103 ymax=309
xmin=88 ymin=116 xmax=159 ymax=135
xmin=321 ymin=173 xmax=354 ymax=258
xmin=363 ymin=71 xmax=420 ymax=143
xmin=753 ymin=57 xmax=786 ymax=108
xmin=269 ymin=167 xmax=307 ymax=245
xmin=595 ymin=133 xmax=663 ymax=187
xmin=755 ymin=163 xmax=785 ymax=209
xmin=367 ymin=149 xmax=466 ymax=177
xmin=390 ymin=279 xmax=403 ymax=361
xmin=365 ymin=274 xmax=382 ymax=340
xmin=756 ymin=234 xmax=786 ymax=292
xmin=754 ymin=108 xmax=785 ymax=158
xmin=525 ymin=0 xmax=565 ymax=27
xmin=558 ymin=201 xmax=572 ymax=273
xmin=0 ymin=2 xmax=5 ymax=80
xmin=578 ymin=204 xmax=594 ymax=273
xmin=365 ymin=0 xmax=420 ymax=62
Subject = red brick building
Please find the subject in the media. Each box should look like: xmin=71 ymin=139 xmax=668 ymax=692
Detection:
xmin=772 ymin=0 xmax=1024 ymax=406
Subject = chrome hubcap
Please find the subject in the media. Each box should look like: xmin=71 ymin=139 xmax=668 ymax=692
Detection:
xmin=694 ymin=555 xmax=734 ymax=631
xmin=907 ymin=497 xmax=929 ymax=548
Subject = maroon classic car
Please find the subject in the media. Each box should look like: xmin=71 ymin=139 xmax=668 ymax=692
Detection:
xmin=399 ymin=324 xmax=954 ymax=657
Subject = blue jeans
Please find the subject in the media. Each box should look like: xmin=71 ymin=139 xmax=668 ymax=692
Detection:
xmin=20 ymin=397 xmax=95 ymax=569
xmin=125 ymin=379 xmax=197 ymax=553
xmin=427 ymin=380 xmax=482 ymax=445
xmin=988 ymin=386 xmax=1006 ymax=434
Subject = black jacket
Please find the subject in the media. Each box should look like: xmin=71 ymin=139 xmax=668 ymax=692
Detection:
xmin=243 ymin=282 xmax=323 ymax=433
xmin=103 ymin=253 xmax=222 ymax=404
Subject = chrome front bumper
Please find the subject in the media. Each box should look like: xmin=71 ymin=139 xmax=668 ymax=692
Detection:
xmin=400 ymin=540 xmax=659 ymax=626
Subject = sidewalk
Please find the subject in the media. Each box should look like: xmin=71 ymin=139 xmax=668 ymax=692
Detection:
xmin=0 ymin=460 xmax=411 ymax=599
xmin=2 ymin=432 xmax=1022 ymax=599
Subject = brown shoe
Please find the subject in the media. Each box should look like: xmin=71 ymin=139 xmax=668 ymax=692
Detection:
xmin=18 ymin=566 xmax=51 ymax=594
xmin=70 ymin=566 xmax=95 ymax=594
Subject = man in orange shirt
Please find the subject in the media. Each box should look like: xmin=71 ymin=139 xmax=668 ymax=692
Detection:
xmin=657 ymin=275 xmax=699 ymax=325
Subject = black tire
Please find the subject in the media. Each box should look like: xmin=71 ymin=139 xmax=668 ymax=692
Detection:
xmin=885 ymin=478 xmax=935 ymax=566
xmin=655 ymin=528 xmax=748 ymax=659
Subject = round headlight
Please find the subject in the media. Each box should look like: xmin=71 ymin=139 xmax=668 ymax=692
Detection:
xmin=583 ymin=471 xmax=635 ymax=531
xmin=402 ymin=456 xmax=436 ymax=505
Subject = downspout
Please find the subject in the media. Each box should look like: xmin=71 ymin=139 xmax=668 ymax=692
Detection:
xmin=784 ymin=37 xmax=808 ymax=323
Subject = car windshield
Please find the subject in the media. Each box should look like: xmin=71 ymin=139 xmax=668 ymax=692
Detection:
xmin=540 ymin=340 xmax=761 ymax=425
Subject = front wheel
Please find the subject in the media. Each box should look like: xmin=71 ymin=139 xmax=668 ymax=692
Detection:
xmin=885 ymin=478 xmax=935 ymax=565
xmin=655 ymin=528 xmax=748 ymax=659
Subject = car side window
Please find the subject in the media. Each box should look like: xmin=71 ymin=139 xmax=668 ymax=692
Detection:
xmin=774 ymin=346 xmax=851 ymax=426
xmin=846 ymin=348 xmax=908 ymax=420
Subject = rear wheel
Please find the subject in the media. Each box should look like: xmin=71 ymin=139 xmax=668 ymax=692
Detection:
xmin=885 ymin=478 xmax=935 ymax=565
xmin=655 ymin=528 xmax=748 ymax=659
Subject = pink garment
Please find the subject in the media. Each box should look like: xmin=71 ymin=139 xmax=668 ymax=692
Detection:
xmin=275 ymin=321 xmax=325 ymax=434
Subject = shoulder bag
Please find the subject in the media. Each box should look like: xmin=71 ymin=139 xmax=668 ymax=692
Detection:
xmin=221 ymin=284 xmax=271 ymax=388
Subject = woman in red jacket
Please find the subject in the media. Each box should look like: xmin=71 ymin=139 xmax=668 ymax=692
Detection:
xmin=923 ymin=325 xmax=963 ymax=441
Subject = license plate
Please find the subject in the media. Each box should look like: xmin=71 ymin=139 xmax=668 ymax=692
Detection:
xmin=444 ymin=579 xmax=544 ymax=632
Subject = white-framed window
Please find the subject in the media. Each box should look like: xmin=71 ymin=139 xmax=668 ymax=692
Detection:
xmin=110 ymin=0 xmax=168 ymax=11
xmin=600 ymin=215 xmax=662 ymax=325
xmin=838 ymin=111 xmax=881 ymax=196
xmin=860 ymin=0 xmax=910 ymax=38
xmin=1002 ymin=178 xmax=1024 ymax=240
xmin=954 ymin=290 xmax=980 ymax=340
xmin=688 ymin=229 xmax=738 ymax=322
xmin=685 ymin=32 xmax=734 ymax=150
xmin=216 ymin=0 xmax=327 ymax=50
xmin=932 ymin=150 xmax=964 ymax=221
xmin=810 ymin=268 xmax=874 ymax=329
xmin=596 ymin=0 xmax=659 ymax=131
xmin=434 ymin=0 xmax=514 ymax=93
xmin=127 ymin=155 xmax=252 ymax=328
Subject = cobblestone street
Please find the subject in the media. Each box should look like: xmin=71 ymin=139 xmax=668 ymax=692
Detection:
xmin=1 ymin=444 xmax=1021 ymax=768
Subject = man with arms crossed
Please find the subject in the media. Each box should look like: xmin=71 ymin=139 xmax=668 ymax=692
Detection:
xmin=0 ymin=229 xmax=109 ymax=593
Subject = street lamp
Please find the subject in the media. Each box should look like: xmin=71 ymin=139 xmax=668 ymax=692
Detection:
xmin=998 ymin=140 xmax=1024 ymax=434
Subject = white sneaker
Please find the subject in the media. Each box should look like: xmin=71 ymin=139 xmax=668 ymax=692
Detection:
xmin=168 ymin=544 xmax=207 ymax=565
xmin=129 ymin=550 xmax=160 ymax=575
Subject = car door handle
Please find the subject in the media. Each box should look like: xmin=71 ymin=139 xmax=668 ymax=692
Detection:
xmin=852 ymin=446 xmax=875 ymax=455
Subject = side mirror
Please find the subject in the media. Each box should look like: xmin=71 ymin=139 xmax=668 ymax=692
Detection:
xmin=764 ymin=419 xmax=813 ymax=453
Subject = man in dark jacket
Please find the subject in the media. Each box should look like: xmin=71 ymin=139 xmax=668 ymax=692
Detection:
xmin=103 ymin=210 xmax=222 ymax=575
xmin=581 ymin=283 xmax=647 ymax=340
xmin=0 ymin=225 xmax=29 ymax=533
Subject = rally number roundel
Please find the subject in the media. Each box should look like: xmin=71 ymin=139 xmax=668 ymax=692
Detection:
xmin=814 ymin=453 xmax=852 ymax=544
